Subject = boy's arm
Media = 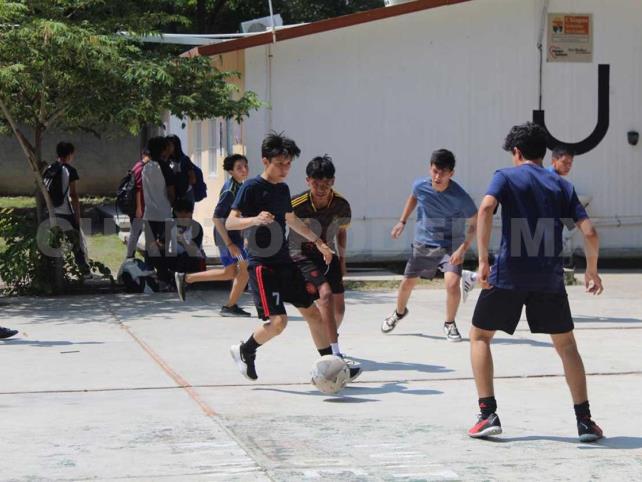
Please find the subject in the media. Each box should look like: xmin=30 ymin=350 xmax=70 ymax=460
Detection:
xmin=450 ymin=213 xmax=477 ymax=265
xmin=226 ymin=209 xmax=273 ymax=231
xmin=337 ymin=227 xmax=348 ymax=276
xmin=477 ymin=195 xmax=497 ymax=288
xmin=391 ymin=194 xmax=418 ymax=239
xmin=69 ymin=181 xmax=81 ymax=224
xmin=285 ymin=212 xmax=334 ymax=264
xmin=576 ymin=218 xmax=603 ymax=295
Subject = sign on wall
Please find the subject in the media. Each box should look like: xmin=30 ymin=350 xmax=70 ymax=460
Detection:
xmin=547 ymin=13 xmax=593 ymax=63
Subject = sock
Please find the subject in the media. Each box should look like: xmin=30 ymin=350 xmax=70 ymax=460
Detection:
xmin=318 ymin=346 xmax=332 ymax=356
xmin=243 ymin=335 xmax=261 ymax=354
xmin=445 ymin=320 xmax=455 ymax=325
xmin=396 ymin=308 xmax=406 ymax=317
xmin=574 ymin=400 xmax=591 ymax=421
xmin=479 ymin=396 xmax=497 ymax=419
xmin=330 ymin=343 xmax=340 ymax=356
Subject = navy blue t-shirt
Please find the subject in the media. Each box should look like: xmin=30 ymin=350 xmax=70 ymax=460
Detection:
xmin=213 ymin=177 xmax=243 ymax=249
xmin=486 ymin=163 xmax=588 ymax=292
xmin=231 ymin=175 xmax=293 ymax=265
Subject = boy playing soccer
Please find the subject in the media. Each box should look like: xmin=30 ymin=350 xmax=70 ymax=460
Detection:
xmin=468 ymin=122 xmax=603 ymax=442
xmin=175 ymin=154 xmax=251 ymax=317
xmin=289 ymin=155 xmax=351 ymax=358
xmin=226 ymin=133 xmax=361 ymax=382
xmin=381 ymin=149 xmax=478 ymax=342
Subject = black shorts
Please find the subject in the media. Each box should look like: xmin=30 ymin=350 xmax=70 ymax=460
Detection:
xmin=472 ymin=287 xmax=573 ymax=335
xmin=249 ymin=263 xmax=315 ymax=320
xmin=295 ymin=255 xmax=344 ymax=295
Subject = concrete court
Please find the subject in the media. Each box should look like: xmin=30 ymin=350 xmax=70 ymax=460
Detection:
xmin=1 ymin=272 xmax=641 ymax=481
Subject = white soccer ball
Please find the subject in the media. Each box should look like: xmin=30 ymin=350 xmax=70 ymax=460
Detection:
xmin=311 ymin=355 xmax=350 ymax=395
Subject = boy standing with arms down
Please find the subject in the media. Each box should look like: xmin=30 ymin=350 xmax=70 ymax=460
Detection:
xmin=226 ymin=133 xmax=360 ymax=382
xmin=175 ymin=154 xmax=251 ymax=317
xmin=381 ymin=149 xmax=478 ymax=342
xmin=289 ymin=155 xmax=351 ymax=357
xmin=468 ymin=122 xmax=603 ymax=442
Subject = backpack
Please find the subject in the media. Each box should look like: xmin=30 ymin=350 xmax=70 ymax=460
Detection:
xmin=117 ymin=258 xmax=157 ymax=293
xmin=192 ymin=163 xmax=207 ymax=202
xmin=116 ymin=161 xmax=142 ymax=217
xmin=42 ymin=162 xmax=67 ymax=208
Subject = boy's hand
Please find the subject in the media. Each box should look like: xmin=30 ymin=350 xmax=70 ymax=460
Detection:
xmin=254 ymin=211 xmax=275 ymax=226
xmin=449 ymin=247 xmax=465 ymax=266
xmin=391 ymin=222 xmax=405 ymax=239
xmin=585 ymin=270 xmax=604 ymax=295
xmin=315 ymin=239 xmax=335 ymax=265
xmin=227 ymin=243 xmax=242 ymax=258
xmin=477 ymin=259 xmax=492 ymax=289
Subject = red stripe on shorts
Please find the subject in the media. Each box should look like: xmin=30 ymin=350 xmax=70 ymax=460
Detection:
xmin=256 ymin=265 xmax=271 ymax=318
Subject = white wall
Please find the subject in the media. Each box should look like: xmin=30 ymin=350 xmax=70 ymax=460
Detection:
xmin=243 ymin=0 xmax=642 ymax=260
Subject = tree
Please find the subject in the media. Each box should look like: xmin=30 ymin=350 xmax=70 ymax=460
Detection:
xmin=0 ymin=0 xmax=261 ymax=291
xmin=171 ymin=0 xmax=383 ymax=35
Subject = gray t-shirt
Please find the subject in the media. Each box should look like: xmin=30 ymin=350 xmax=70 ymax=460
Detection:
xmin=53 ymin=163 xmax=79 ymax=216
xmin=142 ymin=160 xmax=173 ymax=221
xmin=412 ymin=178 xmax=477 ymax=250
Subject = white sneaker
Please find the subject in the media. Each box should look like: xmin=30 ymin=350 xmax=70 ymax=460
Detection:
xmin=460 ymin=270 xmax=477 ymax=303
xmin=381 ymin=308 xmax=408 ymax=334
xmin=443 ymin=322 xmax=462 ymax=342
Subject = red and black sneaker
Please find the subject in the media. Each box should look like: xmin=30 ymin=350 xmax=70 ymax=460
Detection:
xmin=468 ymin=413 xmax=502 ymax=438
xmin=578 ymin=418 xmax=603 ymax=443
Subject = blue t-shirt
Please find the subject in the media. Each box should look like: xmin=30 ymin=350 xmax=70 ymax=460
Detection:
xmin=412 ymin=178 xmax=477 ymax=250
xmin=231 ymin=175 xmax=293 ymax=265
xmin=213 ymin=177 xmax=243 ymax=249
xmin=486 ymin=163 xmax=588 ymax=293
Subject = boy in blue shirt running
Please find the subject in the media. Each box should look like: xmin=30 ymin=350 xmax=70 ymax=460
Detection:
xmin=468 ymin=122 xmax=603 ymax=443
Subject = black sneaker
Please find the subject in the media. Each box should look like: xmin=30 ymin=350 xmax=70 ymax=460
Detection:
xmin=0 ymin=326 xmax=18 ymax=339
xmin=220 ymin=304 xmax=252 ymax=317
xmin=578 ymin=418 xmax=604 ymax=443
xmin=175 ymin=272 xmax=187 ymax=302
xmin=468 ymin=413 xmax=502 ymax=438
xmin=230 ymin=342 xmax=257 ymax=380
xmin=338 ymin=355 xmax=363 ymax=382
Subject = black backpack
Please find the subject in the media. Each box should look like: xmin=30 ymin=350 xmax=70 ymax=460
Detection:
xmin=192 ymin=163 xmax=207 ymax=202
xmin=42 ymin=162 xmax=67 ymax=208
xmin=116 ymin=168 xmax=137 ymax=217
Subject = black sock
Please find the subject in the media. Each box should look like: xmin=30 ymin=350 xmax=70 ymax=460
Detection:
xmin=445 ymin=320 xmax=455 ymax=325
xmin=574 ymin=400 xmax=591 ymax=421
xmin=479 ymin=396 xmax=497 ymax=419
xmin=396 ymin=309 xmax=406 ymax=317
xmin=243 ymin=335 xmax=261 ymax=354
xmin=318 ymin=346 xmax=332 ymax=356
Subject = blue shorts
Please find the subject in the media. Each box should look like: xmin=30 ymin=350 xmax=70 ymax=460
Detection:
xmin=219 ymin=243 xmax=248 ymax=267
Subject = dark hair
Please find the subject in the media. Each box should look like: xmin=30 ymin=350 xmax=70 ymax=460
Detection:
xmin=430 ymin=149 xmax=456 ymax=171
xmin=306 ymin=155 xmax=335 ymax=179
xmin=141 ymin=148 xmax=151 ymax=158
xmin=147 ymin=136 xmax=168 ymax=160
xmin=173 ymin=198 xmax=194 ymax=214
xmin=223 ymin=154 xmax=248 ymax=172
xmin=502 ymin=122 xmax=548 ymax=160
xmin=56 ymin=141 xmax=75 ymax=159
xmin=552 ymin=145 xmax=574 ymax=159
xmin=167 ymin=135 xmax=185 ymax=157
xmin=261 ymin=131 xmax=301 ymax=160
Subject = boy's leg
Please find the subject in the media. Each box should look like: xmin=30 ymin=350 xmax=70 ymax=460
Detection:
xmin=185 ymin=265 xmax=237 ymax=284
xmin=551 ymin=331 xmax=587 ymax=403
xmin=126 ymin=217 xmax=143 ymax=259
xmin=396 ymin=276 xmax=419 ymax=314
xmin=297 ymin=304 xmax=330 ymax=350
xmin=470 ymin=326 xmax=496 ymax=398
xmin=333 ymin=293 xmax=345 ymax=328
xmin=444 ymin=271 xmax=462 ymax=322
xmin=226 ymin=260 xmax=249 ymax=307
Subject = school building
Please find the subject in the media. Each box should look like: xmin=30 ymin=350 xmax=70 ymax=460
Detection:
xmin=174 ymin=0 xmax=642 ymax=261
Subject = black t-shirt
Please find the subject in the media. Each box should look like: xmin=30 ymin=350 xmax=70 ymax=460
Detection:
xmin=213 ymin=177 xmax=243 ymax=248
xmin=231 ymin=175 xmax=293 ymax=265
xmin=288 ymin=190 xmax=351 ymax=260
xmin=158 ymin=159 xmax=176 ymax=187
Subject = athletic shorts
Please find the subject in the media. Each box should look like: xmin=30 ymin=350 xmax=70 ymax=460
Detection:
xmin=219 ymin=242 xmax=248 ymax=268
xmin=472 ymin=287 xmax=574 ymax=335
xmin=249 ymin=263 xmax=315 ymax=320
xmin=404 ymin=244 xmax=462 ymax=279
xmin=295 ymin=254 xmax=344 ymax=295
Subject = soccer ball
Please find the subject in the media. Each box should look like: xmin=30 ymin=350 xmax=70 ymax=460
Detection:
xmin=311 ymin=355 xmax=350 ymax=395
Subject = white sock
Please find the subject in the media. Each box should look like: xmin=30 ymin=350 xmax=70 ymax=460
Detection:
xmin=331 ymin=343 xmax=341 ymax=356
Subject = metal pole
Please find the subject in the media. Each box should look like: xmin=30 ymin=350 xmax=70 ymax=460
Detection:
xmin=267 ymin=0 xmax=277 ymax=44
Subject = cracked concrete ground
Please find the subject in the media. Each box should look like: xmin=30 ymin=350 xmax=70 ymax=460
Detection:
xmin=1 ymin=272 xmax=641 ymax=481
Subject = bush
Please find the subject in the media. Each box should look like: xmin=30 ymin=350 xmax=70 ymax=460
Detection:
xmin=0 ymin=208 xmax=112 ymax=295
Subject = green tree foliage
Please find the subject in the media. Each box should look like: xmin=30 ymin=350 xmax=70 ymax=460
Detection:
xmin=172 ymin=0 xmax=384 ymax=34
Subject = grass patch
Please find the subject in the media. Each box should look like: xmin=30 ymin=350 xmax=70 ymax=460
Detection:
xmin=0 ymin=195 xmax=115 ymax=210
xmin=85 ymin=233 xmax=124 ymax=275
xmin=345 ymin=278 xmax=444 ymax=291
